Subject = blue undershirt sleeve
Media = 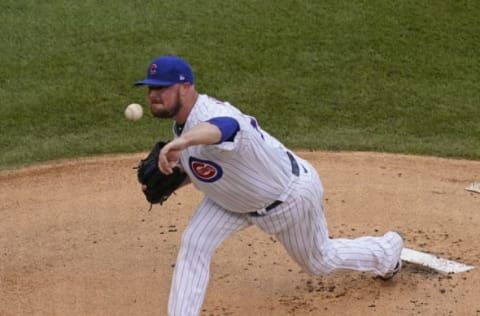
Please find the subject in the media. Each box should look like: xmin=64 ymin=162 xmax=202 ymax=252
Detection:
xmin=207 ymin=117 xmax=240 ymax=143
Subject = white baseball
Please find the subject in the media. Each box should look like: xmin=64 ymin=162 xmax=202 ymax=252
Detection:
xmin=125 ymin=103 xmax=143 ymax=121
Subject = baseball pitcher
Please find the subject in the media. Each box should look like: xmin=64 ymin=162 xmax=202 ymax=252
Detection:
xmin=134 ymin=55 xmax=403 ymax=316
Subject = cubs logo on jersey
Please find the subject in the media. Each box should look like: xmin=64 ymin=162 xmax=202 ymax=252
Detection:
xmin=189 ymin=157 xmax=223 ymax=182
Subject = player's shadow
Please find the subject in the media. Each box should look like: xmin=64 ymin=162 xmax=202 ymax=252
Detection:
xmin=402 ymin=261 xmax=442 ymax=278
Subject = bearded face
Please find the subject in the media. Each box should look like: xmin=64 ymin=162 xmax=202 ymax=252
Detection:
xmin=148 ymin=85 xmax=183 ymax=119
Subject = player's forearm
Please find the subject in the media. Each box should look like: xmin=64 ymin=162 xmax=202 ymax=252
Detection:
xmin=178 ymin=122 xmax=222 ymax=147
xmin=158 ymin=123 xmax=222 ymax=175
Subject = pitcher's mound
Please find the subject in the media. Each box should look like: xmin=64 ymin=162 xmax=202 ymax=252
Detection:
xmin=1 ymin=151 xmax=479 ymax=315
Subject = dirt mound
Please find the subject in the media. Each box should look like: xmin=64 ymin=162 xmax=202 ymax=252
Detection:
xmin=1 ymin=151 xmax=479 ymax=315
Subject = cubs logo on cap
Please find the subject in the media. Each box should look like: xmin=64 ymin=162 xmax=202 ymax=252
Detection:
xmin=149 ymin=63 xmax=158 ymax=75
xmin=189 ymin=157 xmax=223 ymax=182
xmin=134 ymin=55 xmax=194 ymax=87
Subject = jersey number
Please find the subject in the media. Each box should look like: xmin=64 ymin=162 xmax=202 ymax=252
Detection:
xmin=249 ymin=116 xmax=264 ymax=140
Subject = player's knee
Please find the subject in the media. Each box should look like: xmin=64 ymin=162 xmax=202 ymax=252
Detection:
xmin=179 ymin=229 xmax=201 ymax=250
xmin=178 ymin=228 xmax=215 ymax=258
xmin=302 ymin=260 xmax=336 ymax=275
xmin=300 ymin=246 xmax=338 ymax=275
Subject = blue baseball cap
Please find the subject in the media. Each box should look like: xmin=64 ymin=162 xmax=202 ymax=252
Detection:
xmin=134 ymin=55 xmax=194 ymax=87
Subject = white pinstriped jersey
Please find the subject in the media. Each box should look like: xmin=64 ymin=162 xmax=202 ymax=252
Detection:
xmin=175 ymin=94 xmax=297 ymax=213
xmin=134 ymin=56 xmax=405 ymax=316
xmin=168 ymin=94 xmax=404 ymax=316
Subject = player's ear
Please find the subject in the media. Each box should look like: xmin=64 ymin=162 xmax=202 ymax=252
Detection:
xmin=180 ymin=83 xmax=193 ymax=97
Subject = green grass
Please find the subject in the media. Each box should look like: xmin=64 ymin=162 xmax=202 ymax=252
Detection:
xmin=1 ymin=0 xmax=479 ymax=169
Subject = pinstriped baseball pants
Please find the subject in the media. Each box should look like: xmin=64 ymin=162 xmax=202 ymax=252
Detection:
xmin=168 ymin=159 xmax=403 ymax=315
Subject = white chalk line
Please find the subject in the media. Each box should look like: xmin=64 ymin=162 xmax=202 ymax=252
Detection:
xmin=401 ymin=248 xmax=474 ymax=274
xmin=465 ymin=181 xmax=480 ymax=193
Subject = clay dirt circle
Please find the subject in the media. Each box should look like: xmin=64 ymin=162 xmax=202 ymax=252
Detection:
xmin=1 ymin=151 xmax=479 ymax=316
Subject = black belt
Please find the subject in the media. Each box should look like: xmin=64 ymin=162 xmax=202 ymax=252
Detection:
xmin=249 ymin=152 xmax=299 ymax=217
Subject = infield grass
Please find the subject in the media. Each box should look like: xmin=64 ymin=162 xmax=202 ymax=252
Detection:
xmin=1 ymin=0 xmax=479 ymax=169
